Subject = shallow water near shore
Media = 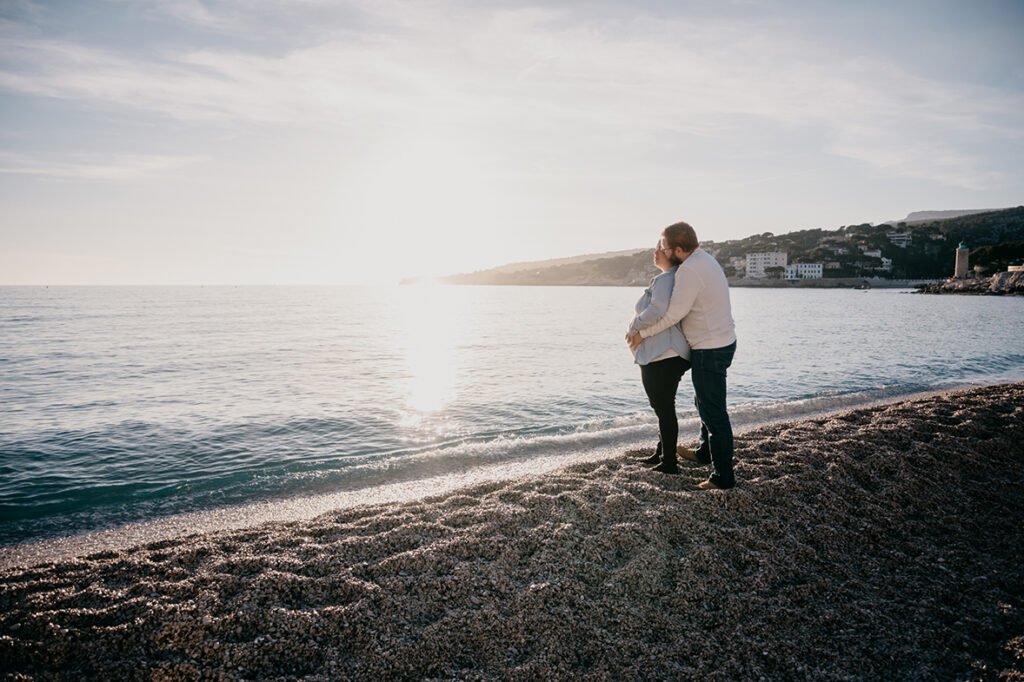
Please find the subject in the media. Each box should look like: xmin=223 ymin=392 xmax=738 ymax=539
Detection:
xmin=2 ymin=284 xmax=1023 ymax=547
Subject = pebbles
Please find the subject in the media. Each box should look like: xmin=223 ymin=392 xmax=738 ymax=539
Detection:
xmin=2 ymin=382 xmax=1023 ymax=680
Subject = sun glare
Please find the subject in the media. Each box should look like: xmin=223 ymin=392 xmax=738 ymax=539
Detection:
xmin=398 ymin=283 xmax=461 ymax=415
xmin=353 ymin=131 xmax=497 ymax=280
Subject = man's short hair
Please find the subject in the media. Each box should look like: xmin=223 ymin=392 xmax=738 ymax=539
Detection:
xmin=662 ymin=221 xmax=699 ymax=252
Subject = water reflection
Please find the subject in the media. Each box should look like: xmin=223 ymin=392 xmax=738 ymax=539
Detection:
xmin=398 ymin=283 xmax=460 ymax=417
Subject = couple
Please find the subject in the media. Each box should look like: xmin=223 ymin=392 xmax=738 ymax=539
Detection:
xmin=626 ymin=221 xmax=737 ymax=490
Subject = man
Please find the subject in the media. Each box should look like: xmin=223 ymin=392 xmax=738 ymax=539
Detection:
xmin=627 ymin=221 xmax=738 ymax=490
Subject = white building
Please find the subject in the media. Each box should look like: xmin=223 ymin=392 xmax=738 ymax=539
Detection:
xmin=887 ymin=232 xmax=913 ymax=248
xmin=784 ymin=263 xmax=824 ymax=280
xmin=746 ymin=251 xmax=787 ymax=278
xmin=862 ymin=248 xmax=882 ymax=258
xmin=879 ymin=257 xmax=893 ymax=272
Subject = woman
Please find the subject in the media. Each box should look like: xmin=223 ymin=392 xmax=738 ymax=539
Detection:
xmin=627 ymin=235 xmax=691 ymax=474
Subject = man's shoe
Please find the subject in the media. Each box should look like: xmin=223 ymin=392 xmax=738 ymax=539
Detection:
xmin=640 ymin=453 xmax=661 ymax=465
xmin=650 ymin=462 xmax=680 ymax=475
xmin=696 ymin=479 xmax=727 ymax=490
xmin=676 ymin=446 xmax=699 ymax=463
xmin=678 ymin=446 xmax=711 ymax=464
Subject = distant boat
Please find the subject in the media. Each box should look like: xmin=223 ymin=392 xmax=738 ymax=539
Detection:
xmin=854 ymin=282 xmax=871 ymax=290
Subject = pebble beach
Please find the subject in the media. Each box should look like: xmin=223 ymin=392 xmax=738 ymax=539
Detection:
xmin=2 ymin=382 xmax=1022 ymax=680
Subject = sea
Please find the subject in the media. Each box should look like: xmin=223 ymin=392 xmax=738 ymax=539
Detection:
xmin=2 ymin=285 xmax=1023 ymax=550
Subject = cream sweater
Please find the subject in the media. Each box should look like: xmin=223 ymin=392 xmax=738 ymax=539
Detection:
xmin=637 ymin=248 xmax=736 ymax=350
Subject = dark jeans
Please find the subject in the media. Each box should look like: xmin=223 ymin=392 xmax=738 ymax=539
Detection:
xmin=640 ymin=356 xmax=691 ymax=465
xmin=690 ymin=341 xmax=737 ymax=487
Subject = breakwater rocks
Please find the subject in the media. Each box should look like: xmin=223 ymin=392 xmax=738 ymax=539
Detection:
xmin=917 ymin=270 xmax=1024 ymax=295
xmin=729 ymin=277 xmax=938 ymax=289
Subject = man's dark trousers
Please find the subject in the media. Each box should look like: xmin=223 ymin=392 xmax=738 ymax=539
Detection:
xmin=690 ymin=341 xmax=737 ymax=488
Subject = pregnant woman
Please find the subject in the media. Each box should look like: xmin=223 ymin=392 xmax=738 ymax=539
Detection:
xmin=627 ymin=234 xmax=691 ymax=474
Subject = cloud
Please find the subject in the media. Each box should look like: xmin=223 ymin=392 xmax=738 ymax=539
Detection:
xmin=0 ymin=151 xmax=209 ymax=180
xmin=146 ymin=0 xmax=240 ymax=32
xmin=0 ymin=1 xmax=1021 ymax=189
xmin=0 ymin=0 xmax=47 ymax=24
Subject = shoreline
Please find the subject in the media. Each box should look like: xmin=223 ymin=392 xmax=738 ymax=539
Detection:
xmin=4 ymin=376 xmax=1019 ymax=570
xmin=2 ymin=382 xmax=1022 ymax=679
xmin=727 ymin=276 xmax=937 ymax=289
xmin=434 ymin=279 xmax=936 ymax=289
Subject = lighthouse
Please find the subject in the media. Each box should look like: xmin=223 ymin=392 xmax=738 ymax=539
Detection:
xmin=954 ymin=242 xmax=969 ymax=279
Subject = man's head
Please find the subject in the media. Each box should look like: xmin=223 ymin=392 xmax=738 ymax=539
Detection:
xmin=659 ymin=221 xmax=699 ymax=265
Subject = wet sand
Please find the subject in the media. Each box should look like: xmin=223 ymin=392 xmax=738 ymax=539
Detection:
xmin=2 ymin=382 xmax=1022 ymax=680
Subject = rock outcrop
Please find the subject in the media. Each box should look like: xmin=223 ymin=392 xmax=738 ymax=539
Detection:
xmin=916 ymin=270 xmax=1024 ymax=295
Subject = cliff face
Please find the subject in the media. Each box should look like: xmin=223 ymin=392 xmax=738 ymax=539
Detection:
xmin=916 ymin=270 xmax=1024 ymax=295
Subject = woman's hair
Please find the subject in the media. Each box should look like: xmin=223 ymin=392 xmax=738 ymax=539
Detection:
xmin=662 ymin=221 xmax=699 ymax=252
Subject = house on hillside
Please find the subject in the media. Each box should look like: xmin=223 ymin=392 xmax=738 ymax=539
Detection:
xmin=784 ymin=263 xmax=824 ymax=280
xmin=887 ymin=232 xmax=913 ymax=248
xmin=820 ymin=234 xmax=848 ymax=244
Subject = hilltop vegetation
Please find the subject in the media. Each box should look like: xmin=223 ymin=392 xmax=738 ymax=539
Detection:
xmin=709 ymin=206 xmax=1024 ymax=279
xmin=441 ymin=207 xmax=1024 ymax=286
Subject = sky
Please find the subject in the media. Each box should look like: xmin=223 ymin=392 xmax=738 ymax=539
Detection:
xmin=1 ymin=0 xmax=1022 ymax=284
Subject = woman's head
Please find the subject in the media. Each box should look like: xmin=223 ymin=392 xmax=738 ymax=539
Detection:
xmin=653 ymin=239 xmax=674 ymax=271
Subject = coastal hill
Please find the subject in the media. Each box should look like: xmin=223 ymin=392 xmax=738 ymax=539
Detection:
xmin=485 ymin=248 xmax=645 ymax=274
xmin=885 ymin=208 xmax=1007 ymax=224
xmin=439 ymin=207 xmax=1024 ymax=286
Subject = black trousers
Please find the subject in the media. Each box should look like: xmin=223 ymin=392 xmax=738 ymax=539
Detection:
xmin=640 ymin=355 xmax=691 ymax=464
